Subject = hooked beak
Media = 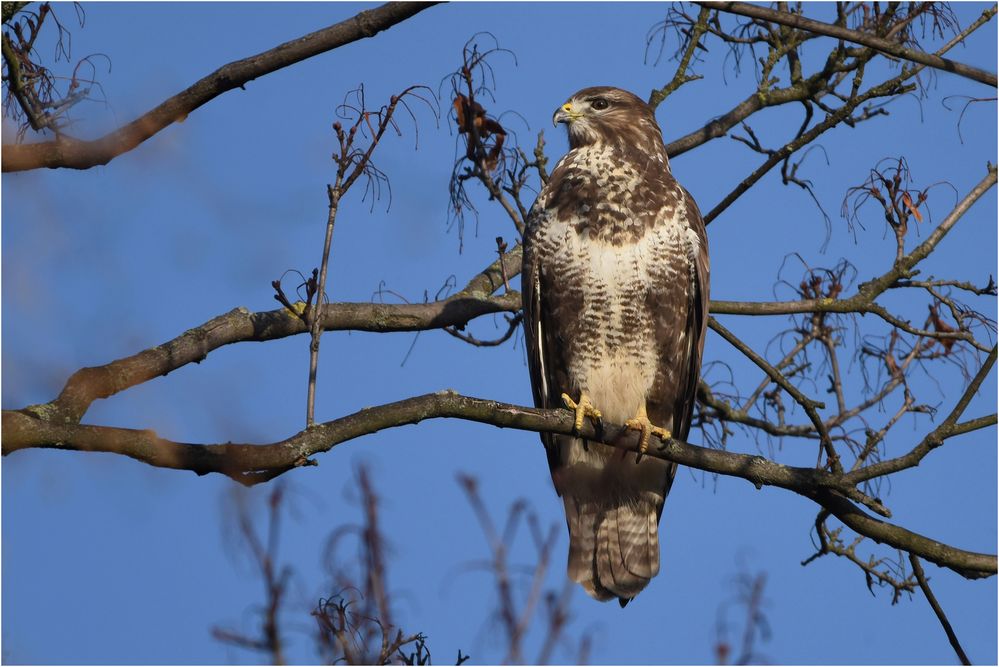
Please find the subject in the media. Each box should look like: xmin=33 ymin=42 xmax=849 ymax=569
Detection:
xmin=552 ymin=102 xmax=578 ymax=126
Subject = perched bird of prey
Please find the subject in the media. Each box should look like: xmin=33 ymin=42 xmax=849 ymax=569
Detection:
xmin=522 ymin=86 xmax=709 ymax=605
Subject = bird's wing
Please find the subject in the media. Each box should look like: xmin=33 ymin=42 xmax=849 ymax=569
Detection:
xmin=521 ymin=220 xmax=560 ymax=471
xmin=674 ymin=187 xmax=710 ymax=445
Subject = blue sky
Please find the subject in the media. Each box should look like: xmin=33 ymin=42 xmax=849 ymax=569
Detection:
xmin=2 ymin=2 xmax=996 ymax=664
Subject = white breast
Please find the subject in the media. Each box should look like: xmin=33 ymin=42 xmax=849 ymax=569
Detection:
xmin=543 ymin=213 xmax=690 ymax=426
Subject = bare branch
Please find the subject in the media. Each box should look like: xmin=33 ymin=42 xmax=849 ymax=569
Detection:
xmin=846 ymin=346 xmax=997 ymax=485
xmin=648 ymin=5 xmax=711 ymax=109
xmin=668 ymin=3 xmax=996 ymax=170
xmin=701 ymin=71 xmax=918 ymax=225
xmin=697 ymin=1 xmax=998 ymax=87
xmin=303 ymin=85 xmax=434 ymax=426
xmin=4 ymin=391 xmax=994 ymax=579
xmin=213 ymin=484 xmax=290 ymax=665
xmin=1 ymin=2 xmax=440 ymax=171
xmin=709 ymin=317 xmax=842 ymax=473
xmin=709 ymin=163 xmax=997 ymax=355
xmin=444 ymin=313 xmax=522 ymax=348
xmin=316 ymin=466 xmax=424 ymax=665
xmin=1 ymin=2 xmax=29 ymax=24
xmin=23 ymin=292 xmax=518 ymax=426
xmin=861 ymin=165 xmax=998 ymax=296
xmin=909 ymin=554 xmax=973 ymax=666
xmin=802 ymin=512 xmax=916 ymax=604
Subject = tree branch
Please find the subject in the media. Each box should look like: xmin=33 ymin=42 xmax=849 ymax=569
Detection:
xmin=846 ymin=346 xmax=997 ymax=485
xmin=4 ymin=391 xmax=994 ymax=579
xmin=909 ymin=554 xmax=973 ymax=665
xmin=1 ymin=2 xmax=28 ymax=24
xmin=701 ymin=72 xmax=916 ymax=225
xmin=802 ymin=514 xmax=917 ymax=603
xmin=808 ymin=488 xmax=993 ymax=580
xmin=708 ymin=317 xmax=841 ymax=473
xmin=648 ymin=5 xmax=711 ymax=109
xmin=28 ymin=292 xmax=520 ymax=426
xmin=710 ymin=163 xmax=997 ymax=347
xmin=666 ymin=3 xmax=996 ymax=173
xmin=860 ymin=164 xmax=999 ymax=296
xmin=1 ymin=2 xmax=440 ymax=172
xmin=697 ymin=1 xmax=998 ymax=88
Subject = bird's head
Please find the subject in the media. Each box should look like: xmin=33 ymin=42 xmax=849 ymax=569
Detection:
xmin=553 ymin=86 xmax=663 ymax=152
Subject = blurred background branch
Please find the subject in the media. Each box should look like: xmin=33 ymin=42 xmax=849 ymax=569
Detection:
xmin=1 ymin=1 xmax=439 ymax=171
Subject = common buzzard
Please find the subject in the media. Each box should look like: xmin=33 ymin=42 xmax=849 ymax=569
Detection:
xmin=522 ymin=86 xmax=709 ymax=605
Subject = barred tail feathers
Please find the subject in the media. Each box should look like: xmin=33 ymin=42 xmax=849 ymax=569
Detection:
xmin=563 ymin=495 xmax=660 ymax=603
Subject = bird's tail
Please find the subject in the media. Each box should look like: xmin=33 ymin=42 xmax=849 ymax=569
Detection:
xmin=563 ymin=494 xmax=660 ymax=604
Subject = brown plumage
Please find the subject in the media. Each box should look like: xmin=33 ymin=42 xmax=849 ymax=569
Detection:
xmin=522 ymin=87 xmax=709 ymax=605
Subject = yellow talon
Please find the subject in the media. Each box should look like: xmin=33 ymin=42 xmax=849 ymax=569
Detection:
xmin=624 ymin=404 xmax=671 ymax=462
xmin=562 ymin=392 xmax=602 ymax=433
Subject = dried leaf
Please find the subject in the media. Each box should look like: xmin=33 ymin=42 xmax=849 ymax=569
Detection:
xmin=901 ymin=192 xmax=923 ymax=222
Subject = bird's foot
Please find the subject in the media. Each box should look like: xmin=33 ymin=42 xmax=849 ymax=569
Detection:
xmin=561 ymin=392 xmax=602 ymax=433
xmin=624 ymin=405 xmax=670 ymax=463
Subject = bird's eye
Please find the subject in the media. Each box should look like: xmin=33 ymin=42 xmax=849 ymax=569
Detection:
xmin=590 ymin=98 xmax=610 ymax=111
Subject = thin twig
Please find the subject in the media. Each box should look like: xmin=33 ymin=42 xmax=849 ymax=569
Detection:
xmin=307 ymin=191 xmax=339 ymax=426
xmin=845 ymin=346 xmax=997 ymax=485
xmin=909 ymin=554 xmax=972 ymax=665
xmin=709 ymin=317 xmax=841 ymax=473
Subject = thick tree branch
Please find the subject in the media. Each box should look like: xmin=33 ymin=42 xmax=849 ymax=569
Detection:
xmin=23 ymin=236 xmax=523 ymax=426
xmin=697 ymin=1 xmax=997 ymax=88
xmin=713 ymin=295 xmax=992 ymax=351
xmin=1 ymin=2 xmax=440 ymax=172
xmin=4 ymin=391 xmax=994 ymax=578
xmin=29 ymin=292 xmax=519 ymax=425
